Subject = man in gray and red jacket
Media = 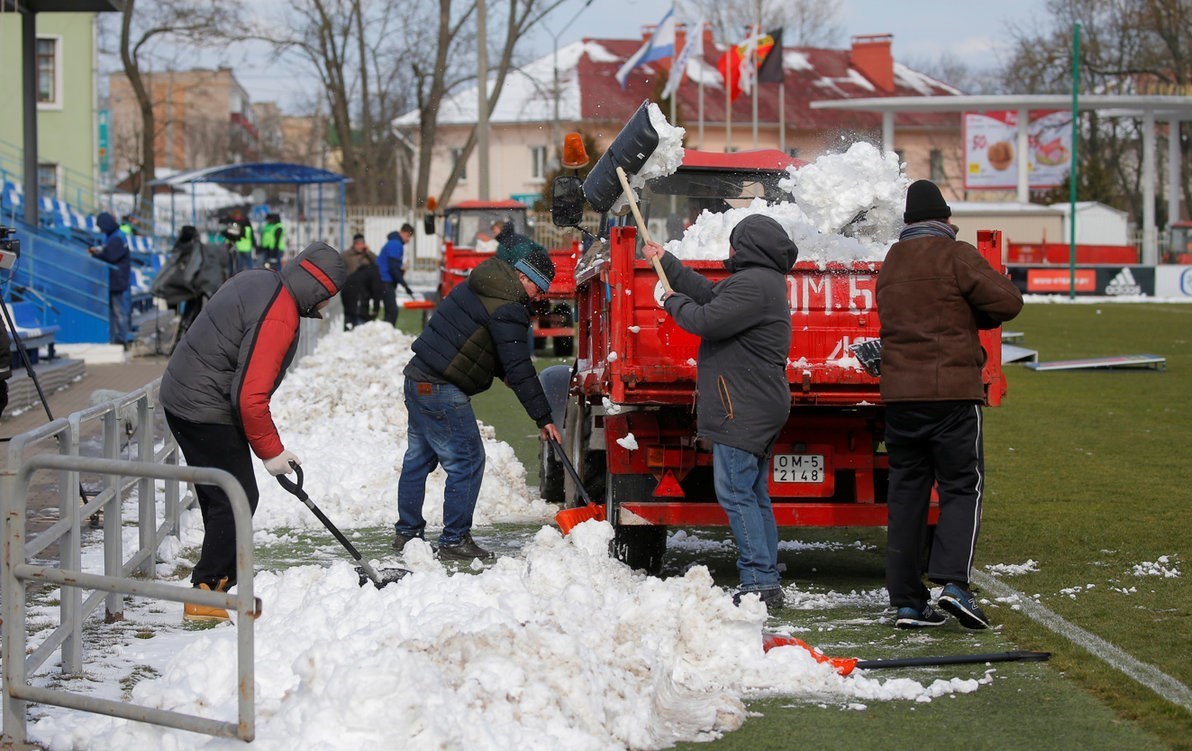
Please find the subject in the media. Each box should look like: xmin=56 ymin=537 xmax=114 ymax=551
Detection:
xmin=877 ymin=179 xmax=1023 ymax=631
xmin=161 ymin=241 xmax=346 ymax=621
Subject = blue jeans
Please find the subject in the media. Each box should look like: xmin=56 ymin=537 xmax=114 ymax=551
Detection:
xmin=396 ymin=378 xmax=485 ymax=546
xmin=233 ymin=251 xmax=254 ymax=275
xmin=109 ymin=289 xmax=132 ymax=344
xmin=713 ymin=443 xmax=780 ymax=590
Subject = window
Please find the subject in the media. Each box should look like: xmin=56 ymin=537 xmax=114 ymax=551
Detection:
xmin=929 ymin=149 xmax=945 ymax=182
xmin=451 ymin=148 xmax=467 ymax=181
xmin=530 ymin=145 xmax=547 ymax=181
xmin=36 ymin=37 xmax=61 ymax=107
xmin=38 ymin=163 xmax=58 ymax=199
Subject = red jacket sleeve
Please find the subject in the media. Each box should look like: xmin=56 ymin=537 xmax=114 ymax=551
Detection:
xmin=235 ymin=290 xmax=299 ymax=459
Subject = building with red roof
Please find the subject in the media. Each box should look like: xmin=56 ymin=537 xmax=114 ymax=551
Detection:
xmin=394 ymin=27 xmax=967 ymax=206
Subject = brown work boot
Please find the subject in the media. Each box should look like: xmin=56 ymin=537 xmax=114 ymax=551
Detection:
xmin=183 ymin=577 xmax=231 ymax=622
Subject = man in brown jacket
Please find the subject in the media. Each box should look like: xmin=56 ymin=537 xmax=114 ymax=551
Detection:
xmin=877 ymin=179 xmax=1023 ymax=630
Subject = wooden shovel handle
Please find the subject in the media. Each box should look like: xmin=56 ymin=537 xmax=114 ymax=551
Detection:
xmin=615 ymin=166 xmax=673 ymax=295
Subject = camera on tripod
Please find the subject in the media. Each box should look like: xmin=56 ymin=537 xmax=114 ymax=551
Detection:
xmin=0 ymin=225 xmax=19 ymax=270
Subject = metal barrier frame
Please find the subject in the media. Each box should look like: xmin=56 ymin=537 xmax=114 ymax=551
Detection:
xmin=0 ymin=382 xmax=258 ymax=744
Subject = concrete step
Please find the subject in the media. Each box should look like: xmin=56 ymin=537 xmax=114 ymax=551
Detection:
xmin=3 ymin=358 xmax=87 ymax=420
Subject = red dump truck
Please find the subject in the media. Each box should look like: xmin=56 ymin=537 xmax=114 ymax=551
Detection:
xmin=435 ymin=199 xmax=579 ymax=355
xmin=543 ymin=147 xmax=1008 ymax=573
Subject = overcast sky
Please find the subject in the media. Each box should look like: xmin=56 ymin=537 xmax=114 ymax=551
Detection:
xmin=228 ymin=0 xmax=1053 ymax=112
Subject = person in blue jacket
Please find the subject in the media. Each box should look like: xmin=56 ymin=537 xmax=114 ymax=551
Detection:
xmin=377 ymin=223 xmax=415 ymax=326
xmin=89 ymin=212 xmax=134 ymax=350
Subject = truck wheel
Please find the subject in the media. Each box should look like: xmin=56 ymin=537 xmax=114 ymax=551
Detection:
xmin=551 ymin=304 xmax=574 ymax=357
xmin=612 ymin=525 xmax=667 ymax=576
xmin=538 ymin=439 xmax=564 ymax=503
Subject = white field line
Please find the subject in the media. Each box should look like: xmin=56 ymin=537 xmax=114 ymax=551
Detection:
xmin=973 ymin=570 xmax=1192 ymax=712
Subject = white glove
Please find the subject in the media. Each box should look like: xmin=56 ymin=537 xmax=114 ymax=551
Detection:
xmin=264 ymin=450 xmax=300 ymax=476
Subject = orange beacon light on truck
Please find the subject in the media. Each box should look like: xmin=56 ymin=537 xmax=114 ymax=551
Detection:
xmin=562 ymin=132 xmax=590 ymax=169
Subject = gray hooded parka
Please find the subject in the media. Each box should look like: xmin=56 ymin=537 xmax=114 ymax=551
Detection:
xmin=658 ymin=214 xmax=798 ymax=456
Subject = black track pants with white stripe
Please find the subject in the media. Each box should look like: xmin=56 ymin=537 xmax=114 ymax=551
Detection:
xmin=884 ymin=400 xmax=985 ymax=609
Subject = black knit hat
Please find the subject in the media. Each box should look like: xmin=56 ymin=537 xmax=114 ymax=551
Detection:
xmin=903 ymin=179 xmax=952 ymax=224
xmin=513 ymin=247 xmax=555 ymax=292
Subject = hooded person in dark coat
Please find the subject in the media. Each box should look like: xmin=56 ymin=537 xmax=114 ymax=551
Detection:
xmin=643 ymin=214 xmax=799 ymax=612
xmin=160 ymin=242 xmax=346 ymax=621
xmin=89 ymin=211 xmax=133 ymax=348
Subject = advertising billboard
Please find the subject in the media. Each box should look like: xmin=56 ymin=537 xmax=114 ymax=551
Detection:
xmin=964 ymin=110 xmax=1073 ymax=190
xmin=1008 ymin=266 xmax=1156 ymax=297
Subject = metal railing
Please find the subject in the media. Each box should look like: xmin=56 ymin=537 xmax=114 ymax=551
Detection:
xmin=0 ymin=382 xmax=258 ymax=744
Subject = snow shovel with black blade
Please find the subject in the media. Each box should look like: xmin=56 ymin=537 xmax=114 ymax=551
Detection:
xmin=761 ymin=633 xmax=1049 ymax=677
xmin=276 ymin=462 xmax=410 ymax=589
xmin=550 ymin=437 xmax=606 ymax=534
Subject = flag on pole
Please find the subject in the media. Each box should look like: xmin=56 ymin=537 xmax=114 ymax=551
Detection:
xmin=757 ymin=28 xmax=784 ymax=83
xmin=615 ymin=9 xmax=677 ymax=89
xmin=662 ymin=18 xmax=705 ymax=100
xmin=716 ymin=31 xmax=772 ymax=101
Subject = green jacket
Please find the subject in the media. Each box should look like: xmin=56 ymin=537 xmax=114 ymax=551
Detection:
xmin=260 ymin=221 xmax=285 ymax=251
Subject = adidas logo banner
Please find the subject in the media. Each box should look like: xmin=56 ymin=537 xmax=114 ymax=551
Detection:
xmin=1105 ymin=267 xmax=1142 ymax=296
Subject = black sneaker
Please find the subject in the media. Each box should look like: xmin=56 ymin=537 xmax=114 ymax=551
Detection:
xmin=436 ymin=533 xmax=495 ymax=562
xmin=732 ymin=586 xmax=785 ymax=613
xmin=938 ymin=582 xmax=991 ymax=629
xmin=895 ymin=604 xmax=947 ymax=629
xmin=392 ymin=532 xmax=421 ymax=552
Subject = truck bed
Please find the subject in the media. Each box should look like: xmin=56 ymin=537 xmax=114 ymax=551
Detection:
xmin=574 ymin=227 xmax=1006 ymax=408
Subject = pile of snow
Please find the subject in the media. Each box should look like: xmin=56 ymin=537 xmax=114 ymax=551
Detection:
xmin=31 ymin=524 xmax=987 ymax=751
xmin=1130 ymin=555 xmax=1181 ymax=578
xmin=986 ymin=559 xmax=1041 ymax=577
xmin=665 ymin=142 xmax=908 ymax=265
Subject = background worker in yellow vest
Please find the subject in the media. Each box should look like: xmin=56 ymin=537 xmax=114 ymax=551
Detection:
xmin=222 ymin=207 xmax=256 ymax=275
xmin=259 ymin=213 xmax=285 ymax=269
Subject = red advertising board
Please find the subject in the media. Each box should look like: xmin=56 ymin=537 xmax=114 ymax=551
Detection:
xmin=1026 ymin=269 xmax=1096 ymax=293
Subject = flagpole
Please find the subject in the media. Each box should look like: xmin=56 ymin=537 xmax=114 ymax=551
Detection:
xmin=725 ymin=44 xmax=732 ymax=151
xmin=699 ymin=54 xmax=704 ymax=148
xmin=752 ymin=1 xmax=760 ymax=147
xmin=779 ymin=83 xmax=785 ymax=153
xmin=669 ymin=3 xmax=677 ymax=125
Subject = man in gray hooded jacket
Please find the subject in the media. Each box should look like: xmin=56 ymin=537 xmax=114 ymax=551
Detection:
xmin=161 ymin=242 xmax=346 ymax=621
xmin=643 ymin=214 xmax=798 ymax=612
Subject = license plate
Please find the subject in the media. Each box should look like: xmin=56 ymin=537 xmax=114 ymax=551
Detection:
xmin=772 ymin=454 xmax=825 ymax=483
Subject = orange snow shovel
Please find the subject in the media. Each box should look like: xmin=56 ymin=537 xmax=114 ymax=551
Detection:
xmin=761 ymin=633 xmax=1050 ymax=677
xmin=550 ymin=436 xmax=606 ymax=534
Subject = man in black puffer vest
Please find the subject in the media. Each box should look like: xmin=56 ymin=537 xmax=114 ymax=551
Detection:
xmin=395 ymin=249 xmax=562 ymax=561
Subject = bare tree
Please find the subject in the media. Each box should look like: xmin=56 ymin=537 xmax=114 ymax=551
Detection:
xmin=115 ymin=0 xmax=236 ymax=211
xmin=424 ymin=0 xmax=570 ymax=208
xmin=1001 ymin=0 xmax=1192 ymax=221
xmin=906 ymin=51 xmax=1004 ymax=95
xmin=243 ymin=0 xmax=416 ymax=205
